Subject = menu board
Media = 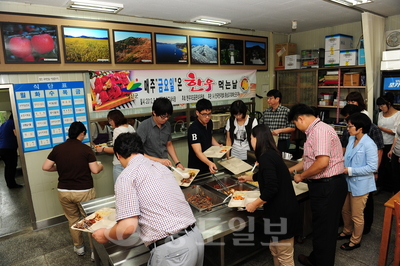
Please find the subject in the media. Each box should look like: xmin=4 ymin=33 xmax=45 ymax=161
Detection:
xmin=14 ymin=81 xmax=89 ymax=152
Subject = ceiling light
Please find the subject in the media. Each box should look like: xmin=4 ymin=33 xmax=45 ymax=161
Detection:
xmin=327 ymin=0 xmax=373 ymax=6
xmin=67 ymin=0 xmax=123 ymax=13
xmin=190 ymin=16 xmax=231 ymax=26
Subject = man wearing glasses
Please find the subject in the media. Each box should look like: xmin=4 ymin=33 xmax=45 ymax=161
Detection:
xmin=136 ymin=97 xmax=184 ymax=169
xmin=188 ymin=98 xmax=221 ymax=175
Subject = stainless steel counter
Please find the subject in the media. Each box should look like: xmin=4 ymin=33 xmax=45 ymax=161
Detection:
xmin=82 ymin=169 xmax=311 ymax=266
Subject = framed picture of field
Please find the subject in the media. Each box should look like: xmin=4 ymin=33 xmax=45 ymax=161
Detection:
xmin=219 ymin=39 xmax=243 ymax=65
xmin=189 ymin=36 xmax=218 ymax=64
xmin=245 ymin=41 xmax=267 ymax=67
xmin=1 ymin=22 xmax=60 ymax=64
xmin=155 ymin=33 xmax=188 ymax=64
xmin=62 ymin=26 xmax=111 ymax=63
xmin=113 ymin=30 xmax=153 ymax=64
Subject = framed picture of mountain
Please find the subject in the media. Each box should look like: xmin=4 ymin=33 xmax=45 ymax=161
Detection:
xmin=62 ymin=26 xmax=111 ymax=63
xmin=155 ymin=33 xmax=188 ymax=64
xmin=1 ymin=22 xmax=60 ymax=64
xmin=113 ymin=30 xmax=153 ymax=64
xmin=189 ymin=36 xmax=218 ymax=64
xmin=219 ymin=39 xmax=243 ymax=65
xmin=245 ymin=41 xmax=267 ymax=66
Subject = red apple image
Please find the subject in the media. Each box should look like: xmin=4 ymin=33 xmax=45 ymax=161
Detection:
xmin=22 ymin=54 xmax=35 ymax=62
xmin=8 ymin=36 xmax=32 ymax=58
xmin=31 ymin=34 xmax=54 ymax=54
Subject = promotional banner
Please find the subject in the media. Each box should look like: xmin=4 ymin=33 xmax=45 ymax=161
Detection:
xmin=89 ymin=69 xmax=256 ymax=111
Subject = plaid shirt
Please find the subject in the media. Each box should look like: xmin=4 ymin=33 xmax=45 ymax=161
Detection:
xmin=260 ymin=105 xmax=295 ymax=140
xmin=341 ymin=123 xmax=384 ymax=150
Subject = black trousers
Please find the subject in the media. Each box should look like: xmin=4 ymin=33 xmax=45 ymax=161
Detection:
xmin=390 ymin=153 xmax=400 ymax=193
xmin=378 ymin=145 xmax=394 ymax=192
xmin=277 ymin=139 xmax=289 ymax=153
xmin=0 ymin=148 xmax=18 ymax=188
xmin=307 ymin=176 xmax=348 ymax=266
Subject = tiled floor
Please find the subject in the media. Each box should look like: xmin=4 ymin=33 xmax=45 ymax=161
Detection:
xmin=0 ymin=160 xmax=397 ymax=266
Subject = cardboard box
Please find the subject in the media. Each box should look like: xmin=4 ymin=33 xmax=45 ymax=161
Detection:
xmin=325 ymin=34 xmax=353 ymax=51
xmin=324 ymin=50 xmax=340 ymax=66
xmin=343 ymin=73 xmax=361 ymax=86
xmin=381 ymin=60 xmax=400 ymax=71
xmin=285 ymin=54 xmax=301 ymax=69
xmin=359 ymin=48 xmax=365 ymax=65
xmin=340 ymin=49 xmax=358 ymax=66
xmin=275 ymin=43 xmax=297 ymax=70
xmin=300 ymin=48 xmax=325 ymax=68
xmin=382 ymin=50 xmax=400 ymax=61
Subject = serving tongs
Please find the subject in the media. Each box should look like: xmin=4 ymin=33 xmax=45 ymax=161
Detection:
xmin=212 ymin=173 xmax=231 ymax=196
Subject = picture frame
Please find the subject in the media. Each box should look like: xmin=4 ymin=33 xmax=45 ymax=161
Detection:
xmin=189 ymin=36 xmax=218 ymax=64
xmin=245 ymin=41 xmax=267 ymax=67
xmin=155 ymin=33 xmax=188 ymax=64
xmin=113 ymin=30 xmax=153 ymax=64
xmin=219 ymin=39 xmax=244 ymax=65
xmin=62 ymin=26 xmax=111 ymax=63
xmin=1 ymin=22 xmax=60 ymax=64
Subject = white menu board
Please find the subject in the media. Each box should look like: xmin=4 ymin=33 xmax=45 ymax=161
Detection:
xmin=14 ymin=81 xmax=89 ymax=152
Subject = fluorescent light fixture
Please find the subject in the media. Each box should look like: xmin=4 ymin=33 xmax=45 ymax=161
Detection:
xmin=67 ymin=0 xmax=123 ymax=13
xmin=328 ymin=0 xmax=373 ymax=6
xmin=190 ymin=16 xmax=231 ymax=26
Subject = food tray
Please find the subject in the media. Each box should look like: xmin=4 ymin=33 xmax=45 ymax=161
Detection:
xmin=204 ymin=176 xmax=238 ymax=190
xmin=212 ymin=182 xmax=257 ymax=196
xmin=71 ymin=207 xmax=116 ymax=232
xmin=217 ymin=157 xmax=252 ymax=174
xmin=228 ymin=191 xmax=260 ymax=208
xmin=203 ymin=146 xmax=232 ymax=158
xmin=182 ymin=185 xmax=227 ymax=212
xmin=173 ymin=168 xmax=200 ymax=187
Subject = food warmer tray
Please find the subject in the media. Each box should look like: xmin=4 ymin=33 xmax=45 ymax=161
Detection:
xmin=181 ymin=185 xmax=227 ymax=212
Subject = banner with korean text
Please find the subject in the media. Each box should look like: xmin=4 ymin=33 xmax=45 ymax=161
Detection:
xmin=89 ymin=69 xmax=256 ymax=111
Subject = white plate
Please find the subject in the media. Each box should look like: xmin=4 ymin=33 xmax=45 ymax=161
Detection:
xmin=71 ymin=207 xmax=116 ymax=232
xmin=173 ymin=168 xmax=200 ymax=187
xmin=228 ymin=191 xmax=260 ymax=208
xmin=203 ymin=146 xmax=232 ymax=158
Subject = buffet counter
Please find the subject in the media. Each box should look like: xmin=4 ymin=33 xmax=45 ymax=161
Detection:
xmin=81 ymin=167 xmax=311 ymax=266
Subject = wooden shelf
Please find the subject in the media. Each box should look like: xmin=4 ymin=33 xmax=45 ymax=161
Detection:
xmin=318 ymin=105 xmax=343 ymax=109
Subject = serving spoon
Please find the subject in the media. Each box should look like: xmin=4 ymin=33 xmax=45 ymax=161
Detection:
xmin=170 ymin=166 xmax=190 ymax=179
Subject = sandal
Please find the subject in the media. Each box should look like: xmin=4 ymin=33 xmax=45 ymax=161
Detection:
xmin=337 ymin=232 xmax=351 ymax=240
xmin=340 ymin=241 xmax=361 ymax=251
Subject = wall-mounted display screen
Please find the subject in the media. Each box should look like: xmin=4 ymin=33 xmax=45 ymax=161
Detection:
xmin=113 ymin=30 xmax=153 ymax=64
xmin=155 ymin=33 xmax=188 ymax=64
xmin=189 ymin=36 xmax=218 ymax=64
xmin=245 ymin=41 xmax=267 ymax=66
xmin=1 ymin=22 xmax=60 ymax=64
xmin=220 ymin=39 xmax=243 ymax=65
xmin=62 ymin=26 xmax=111 ymax=63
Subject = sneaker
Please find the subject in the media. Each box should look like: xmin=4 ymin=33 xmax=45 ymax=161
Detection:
xmin=74 ymin=245 xmax=85 ymax=256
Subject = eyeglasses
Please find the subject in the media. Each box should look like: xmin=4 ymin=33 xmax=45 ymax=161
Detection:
xmin=199 ymin=112 xmax=212 ymax=117
xmin=159 ymin=115 xmax=170 ymax=120
xmin=347 ymin=125 xmax=355 ymax=129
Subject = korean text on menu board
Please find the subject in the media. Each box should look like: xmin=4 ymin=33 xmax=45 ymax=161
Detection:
xmin=13 ymin=81 xmax=89 ymax=153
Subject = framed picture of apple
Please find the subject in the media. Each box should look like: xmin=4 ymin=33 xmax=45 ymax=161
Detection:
xmin=1 ymin=22 xmax=60 ymax=63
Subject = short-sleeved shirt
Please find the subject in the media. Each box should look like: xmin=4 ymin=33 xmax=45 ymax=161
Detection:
xmin=115 ymin=154 xmax=195 ymax=246
xmin=187 ymin=118 xmax=213 ymax=174
xmin=225 ymin=116 xmax=258 ymax=160
xmin=341 ymin=123 xmax=384 ymax=150
xmin=112 ymin=125 xmax=135 ymax=165
xmin=260 ymin=105 xmax=295 ymax=140
xmin=0 ymin=119 xmax=17 ymax=149
xmin=378 ymin=111 xmax=400 ymax=145
xmin=136 ymin=117 xmax=172 ymax=159
xmin=303 ymin=118 xmax=344 ymax=179
xmin=47 ymin=139 xmax=96 ymax=190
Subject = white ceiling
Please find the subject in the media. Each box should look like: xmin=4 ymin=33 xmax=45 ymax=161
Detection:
xmin=1 ymin=0 xmax=400 ymax=33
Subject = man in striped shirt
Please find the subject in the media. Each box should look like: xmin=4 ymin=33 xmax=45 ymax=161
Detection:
xmin=92 ymin=132 xmax=204 ymax=266
xmin=288 ymin=104 xmax=347 ymax=266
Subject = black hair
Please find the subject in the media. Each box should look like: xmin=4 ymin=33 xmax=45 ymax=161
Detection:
xmin=376 ymin=92 xmax=394 ymax=107
xmin=230 ymin=100 xmax=247 ymax=119
xmin=68 ymin=121 xmax=87 ymax=139
xmin=266 ymin=89 xmax=282 ymax=103
xmin=310 ymin=106 xmax=320 ymax=117
xmin=8 ymin=113 xmax=13 ymax=120
xmin=107 ymin=110 xmax=127 ymax=127
xmin=114 ymin=133 xmax=144 ymax=159
xmin=340 ymin=104 xmax=362 ymax=117
xmin=251 ymin=124 xmax=280 ymax=161
xmin=152 ymin=97 xmax=173 ymax=116
xmin=196 ymin=98 xmax=212 ymax=112
xmin=346 ymin=92 xmax=366 ymax=111
xmin=288 ymin=103 xmax=316 ymax=121
xmin=346 ymin=113 xmax=371 ymax=134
